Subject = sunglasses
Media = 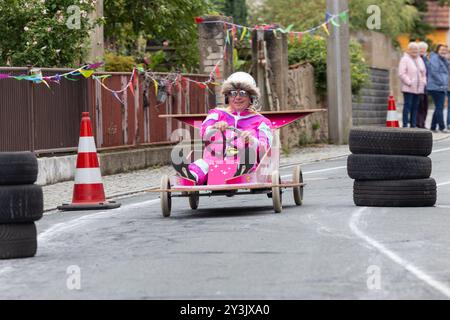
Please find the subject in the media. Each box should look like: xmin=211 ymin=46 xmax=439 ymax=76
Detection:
xmin=228 ymin=90 xmax=249 ymax=98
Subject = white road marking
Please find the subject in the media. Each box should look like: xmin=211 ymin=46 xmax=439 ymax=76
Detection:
xmin=432 ymin=147 xmax=450 ymax=154
xmin=38 ymin=199 xmax=160 ymax=244
xmin=437 ymin=181 xmax=450 ymax=187
xmin=0 ymin=199 xmax=160 ymax=280
xmin=350 ymin=207 xmax=450 ymax=299
xmin=281 ymin=166 xmax=347 ymax=179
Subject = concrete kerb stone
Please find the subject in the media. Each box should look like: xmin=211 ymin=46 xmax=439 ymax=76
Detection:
xmin=37 ymin=145 xmax=174 ymax=186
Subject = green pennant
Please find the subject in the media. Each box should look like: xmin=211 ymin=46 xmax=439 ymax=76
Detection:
xmin=64 ymin=75 xmax=79 ymax=81
xmin=94 ymin=75 xmax=111 ymax=80
xmin=339 ymin=11 xmax=348 ymax=23
xmin=284 ymin=24 xmax=294 ymax=33
xmin=330 ymin=17 xmax=341 ymax=27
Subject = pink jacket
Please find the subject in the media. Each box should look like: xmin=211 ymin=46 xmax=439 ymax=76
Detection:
xmin=200 ymin=107 xmax=273 ymax=166
xmin=398 ymin=53 xmax=427 ymax=94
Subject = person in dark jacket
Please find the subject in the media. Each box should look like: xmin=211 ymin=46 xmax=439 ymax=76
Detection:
xmin=417 ymin=42 xmax=430 ymax=128
xmin=427 ymin=44 xmax=449 ymax=132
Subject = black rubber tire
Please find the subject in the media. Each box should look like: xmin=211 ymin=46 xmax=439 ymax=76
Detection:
xmin=0 ymin=223 xmax=37 ymax=259
xmin=347 ymin=154 xmax=431 ymax=181
xmin=0 ymin=185 xmax=44 ymax=223
xmin=0 ymin=152 xmax=38 ymax=185
xmin=349 ymin=127 xmax=433 ymax=156
xmin=189 ymin=192 xmax=199 ymax=210
xmin=353 ymin=179 xmax=436 ymax=207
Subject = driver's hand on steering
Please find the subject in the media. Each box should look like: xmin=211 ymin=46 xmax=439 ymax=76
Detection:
xmin=240 ymin=130 xmax=253 ymax=144
xmin=214 ymin=121 xmax=229 ymax=132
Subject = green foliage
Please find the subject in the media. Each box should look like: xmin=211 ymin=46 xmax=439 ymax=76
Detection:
xmin=312 ymin=122 xmax=321 ymax=131
xmin=104 ymin=0 xmax=214 ymax=72
xmin=288 ymin=34 xmax=369 ymax=96
xmin=148 ymin=51 xmax=167 ymax=71
xmin=251 ymin=0 xmax=419 ymax=44
xmin=104 ymin=52 xmax=136 ymax=71
xmin=213 ymin=0 xmax=248 ymax=25
xmin=0 ymin=0 xmax=97 ymax=67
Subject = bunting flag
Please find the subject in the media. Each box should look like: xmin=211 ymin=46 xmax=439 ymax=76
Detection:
xmin=0 ymin=62 xmax=103 ymax=84
xmin=153 ymin=79 xmax=159 ymax=96
xmin=330 ymin=17 xmax=341 ymax=27
xmin=215 ymin=64 xmax=221 ymax=78
xmin=297 ymin=32 xmax=303 ymax=44
xmin=94 ymin=74 xmax=111 ymax=82
xmin=195 ymin=9 xmax=349 ymax=38
xmin=113 ymin=92 xmax=123 ymax=104
xmin=231 ymin=25 xmax=237 ymax=39
xmin=128 ymin=70 xmax=135 ymax=96
xmin=290 ymin=32 xmax=295 ymax=44
xmin=80 ymin=69 xmax=94 ymax=78
xmin=239 ymin=27 xmax=248 ymax=41
xmin=339 ymin=11 xmax=349 ymax=23
xmin=321 ymin=23 xmax=330 ymax=36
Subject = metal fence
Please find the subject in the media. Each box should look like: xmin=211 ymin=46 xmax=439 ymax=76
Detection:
xmin=0 ymin=67 xmax=216 ymax=154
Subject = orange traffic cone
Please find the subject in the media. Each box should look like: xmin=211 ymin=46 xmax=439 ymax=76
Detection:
xmin=386 ymin=96 xmax=400 ymax=127
xmin=58 ymin=112 xmax=121 ymax=211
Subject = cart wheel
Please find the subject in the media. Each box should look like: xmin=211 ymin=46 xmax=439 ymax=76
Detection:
xmin=272 ymin=171 xmax=282 ymax=213
xmin=160 ymin=175 xmax=171 ymax=217
xmin=293 ymin=165 xmax=303 ymax=206
xmin=189 ymin=192 xmax=199 ymax=210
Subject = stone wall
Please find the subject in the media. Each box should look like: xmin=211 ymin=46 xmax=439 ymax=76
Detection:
xmin=282 ymin=63 xmax=328 ymax=150
xmin=198 ymin=15 xmax=234 ymax=105
xmin=351 ymin=30 xmax=403 ymax=104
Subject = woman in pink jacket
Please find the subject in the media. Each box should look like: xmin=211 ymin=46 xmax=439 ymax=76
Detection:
xmin=186 ymin=72 xmax=273 ymax=185
xmin=398 ymin=42 xmax=427 ymax=128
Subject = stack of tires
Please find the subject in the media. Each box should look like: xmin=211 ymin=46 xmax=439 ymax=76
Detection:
xmin=348 ymin=127 xmax=436 ymax=207
xmin=0 ymin=152 xmax=43 ymax=259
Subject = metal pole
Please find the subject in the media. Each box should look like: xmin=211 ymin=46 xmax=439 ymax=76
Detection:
xmin=326 ymin=0 xmax=352 ymax=144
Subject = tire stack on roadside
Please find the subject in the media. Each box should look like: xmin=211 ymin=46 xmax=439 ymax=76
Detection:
xmin=0 ymin=152 xmax=43 ymax=259
xmin=347 ymin=127 xmax=436 ymax=207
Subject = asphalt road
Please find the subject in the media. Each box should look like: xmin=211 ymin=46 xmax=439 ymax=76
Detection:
xmin=1 ymin=137 xmax=450 ymax=299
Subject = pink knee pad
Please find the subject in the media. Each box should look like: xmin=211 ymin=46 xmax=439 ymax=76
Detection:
xmin=188 ymin=162 xmax=208 ymax=185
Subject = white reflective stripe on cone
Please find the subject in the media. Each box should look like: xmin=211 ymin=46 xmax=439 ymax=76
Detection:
xmin=74 ymin=168 xmax=103 ymax=184
xmin=78 ymin=137 xmax=97 ymax=153
xmin=386 ymin=111 xmax=398 ymax=121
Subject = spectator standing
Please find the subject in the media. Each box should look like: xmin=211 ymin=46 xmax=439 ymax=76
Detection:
xmin=398 ymin=42 xmax=427 ymax=128
xmin=417 ymin=41 xmax=430 ymax=128
xmin=427 ymin=44 xmax=449 ymax=133
xmin=447 ymin=51 xmax=450 ymax=130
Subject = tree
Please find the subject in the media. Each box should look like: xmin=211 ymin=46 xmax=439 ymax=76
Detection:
xmin=0 ymin=0 xmax=97 ymax=67
xmin=250 ymin=0 xmax=419 ymax=42
xmin=104 ymin=0 xmax=214 ymax=72
xmin=213 ymin=0 xmax=248 ymax=25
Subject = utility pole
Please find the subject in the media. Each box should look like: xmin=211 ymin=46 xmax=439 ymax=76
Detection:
xmin=88 ymin=0 xmax=104 ymax=64
xmin=326 ymin=0 xmax=352 ymax=144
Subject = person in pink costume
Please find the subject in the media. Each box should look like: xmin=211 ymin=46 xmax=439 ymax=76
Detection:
xmin=187 ymin=72 xmax=273 ymax=185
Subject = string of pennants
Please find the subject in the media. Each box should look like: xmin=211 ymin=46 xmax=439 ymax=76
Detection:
xmin=0 ymin=10 xmax=348 ymax=104
xmin=0 ymin=62 xmax=103 ymax=88
xmin=195 ymin=10 xmax=349 ymax=45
